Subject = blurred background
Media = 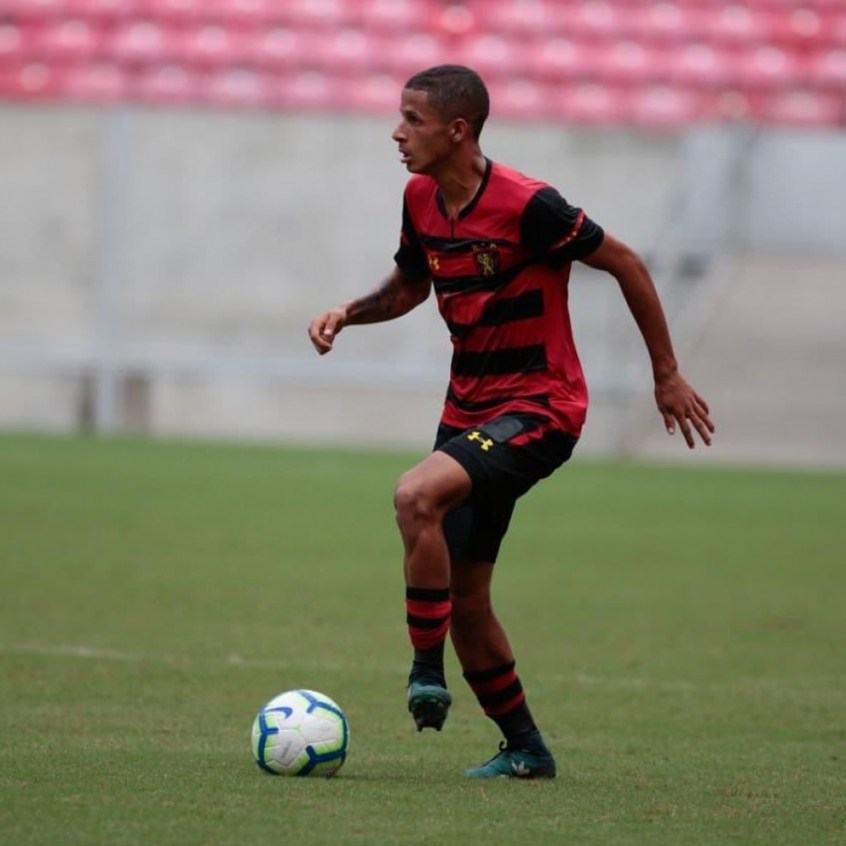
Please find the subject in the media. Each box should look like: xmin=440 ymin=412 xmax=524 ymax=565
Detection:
xmin=0 ymin=0 xmax=844 ymax=466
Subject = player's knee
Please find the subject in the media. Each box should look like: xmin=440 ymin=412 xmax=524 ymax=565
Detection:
xmin=393 ymin=475 xmax=440 ymax=532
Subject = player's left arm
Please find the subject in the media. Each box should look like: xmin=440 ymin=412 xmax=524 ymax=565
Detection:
xmin=581 ymin=233 xmax=714 ymax=448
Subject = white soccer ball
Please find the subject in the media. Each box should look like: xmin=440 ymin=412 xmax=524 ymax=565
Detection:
xmin=251 ymin=689 xmax=349 ymax=777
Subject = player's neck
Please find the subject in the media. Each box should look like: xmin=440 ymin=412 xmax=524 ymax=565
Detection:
xmin=433 ymin=151 xmax=488 ymax=220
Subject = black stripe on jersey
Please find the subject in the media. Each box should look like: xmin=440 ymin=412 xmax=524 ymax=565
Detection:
xmin=432 ymin=258 xmax=536 ymax=295
xmin=446 ymin=387 xmax=550 ymax=413
xmin=419 ymin=235 xmax=513 ymax=253
xmin=481 ymin=289 xmax=544 ymax=324
xmin=446 ymin=290 xmax=545 ymax=337
xmin=451 ymin=345 xmax=547 ymax=377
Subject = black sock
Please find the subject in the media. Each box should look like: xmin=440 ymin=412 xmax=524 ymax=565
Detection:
xmin=463 ymin=662 xmax=547 ymax=751
xmin=409 ymin=642 xmax=446 ymax=687
xmin=507 ymin=726 xmax=551 ymax=755
xmin=495 ymin=701 xmax=540 ymax=745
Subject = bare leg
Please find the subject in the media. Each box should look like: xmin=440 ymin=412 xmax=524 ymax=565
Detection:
xmin=394 ymin=451 xmax=472 ymax=588
xmin=451 ymin=559 xmax=552 ymax=769
xmin=450 ymin=560 xmax=515 ymax=672
xmin=395 ymin=451 xmax=471 ymax=730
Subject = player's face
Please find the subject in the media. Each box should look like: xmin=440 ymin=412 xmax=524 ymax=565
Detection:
xmin=392 ymin=88 xmax=454 ymax=175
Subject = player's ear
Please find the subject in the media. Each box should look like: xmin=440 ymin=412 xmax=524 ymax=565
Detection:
xmin=448 ymin=118 xmax=470 ymax=143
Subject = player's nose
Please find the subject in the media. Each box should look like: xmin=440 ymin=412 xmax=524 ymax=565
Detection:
xmin=392 ymin=124 xmax=406 ymax=143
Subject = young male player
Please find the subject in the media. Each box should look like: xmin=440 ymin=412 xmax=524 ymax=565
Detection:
xmin=308 ymin=65 xmax=714 ymax=779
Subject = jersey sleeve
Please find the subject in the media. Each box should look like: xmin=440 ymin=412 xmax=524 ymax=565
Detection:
xmin=393 ymin=195 xmax=429 ymax=282
xmin=520 ymin=186 xmax=604 ymax=265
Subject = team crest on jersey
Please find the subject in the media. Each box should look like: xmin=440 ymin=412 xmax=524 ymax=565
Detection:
xmin=472 ymin=243 xmax=500 ymax=277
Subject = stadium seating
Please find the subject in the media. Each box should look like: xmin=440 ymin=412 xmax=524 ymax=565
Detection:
xmin=60 ymin=59 xmax=128 ymax=102
xmin=37 ymin=17 xmax=107 ymax=61
xmin=134 ymin=62 xmax=199 ymax=103
xmin=0 ymin=0 xmax=844 ymax=128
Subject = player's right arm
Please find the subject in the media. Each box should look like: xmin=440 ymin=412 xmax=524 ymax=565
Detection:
xmin=307 ymin=267 xmax=431 ymax=355
xmin=309 ymin=190 xmax=432 ymax=355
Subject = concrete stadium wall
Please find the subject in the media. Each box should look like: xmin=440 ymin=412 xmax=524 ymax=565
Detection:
xmin=1 ymin=104 xmax=845 ymax=466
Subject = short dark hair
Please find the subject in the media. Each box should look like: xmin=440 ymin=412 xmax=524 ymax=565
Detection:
xmin=404 ymin=65 xmax=490 ymax=139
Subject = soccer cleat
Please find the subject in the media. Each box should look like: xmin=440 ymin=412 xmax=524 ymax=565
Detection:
xmin=464 ymin=742 xmax=557 ymax=779
xmin=407 ymin=681 xmax=452 ymax=732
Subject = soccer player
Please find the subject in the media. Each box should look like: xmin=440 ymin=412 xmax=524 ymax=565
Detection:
xmin=307 ymin=65 xmax=714 ymax=779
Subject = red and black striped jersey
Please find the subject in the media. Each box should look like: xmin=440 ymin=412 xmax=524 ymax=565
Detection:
xmin=394 ymin=158 xmax=604 ymax=437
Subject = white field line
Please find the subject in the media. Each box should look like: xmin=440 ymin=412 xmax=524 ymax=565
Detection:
xmin=0 ymin=642 xmax=398 ymax=675
xmin=2 ymin=642 xmax=843 ymax=700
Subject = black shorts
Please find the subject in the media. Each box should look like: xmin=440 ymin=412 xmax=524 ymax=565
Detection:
xmin=435 ymin=413 xmax=578 ymax=564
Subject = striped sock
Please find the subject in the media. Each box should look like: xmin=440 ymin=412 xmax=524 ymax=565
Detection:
xmin=463 ymin=661 xmax=538 ymax=742
xmin=406 ymin=587 xmax=451 ymax=685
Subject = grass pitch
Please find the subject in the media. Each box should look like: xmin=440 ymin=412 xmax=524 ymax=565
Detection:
xmin=0 ymin=433 xmax=844 ymax=845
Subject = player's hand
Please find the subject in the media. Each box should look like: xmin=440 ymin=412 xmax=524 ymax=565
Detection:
xmin=654 ymin=371 xmax=715 ymax=448
xmin=307 ymin=307 xmax=348 ymax=355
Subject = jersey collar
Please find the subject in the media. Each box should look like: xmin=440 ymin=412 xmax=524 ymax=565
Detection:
xmin=435 ymin=157 xmax=493 ymax=222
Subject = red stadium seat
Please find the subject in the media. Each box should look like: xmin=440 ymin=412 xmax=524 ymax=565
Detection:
xmin=1 ymin=0 xmax=69 ymax=21
xmin=346 ymin=71 xmax=405 ymax=114
xmin=308 ymin=27 xmax=385 ymax=74
xmin=565 ymin=1 xmax=631 ymax=40
xmin=359 ymin=0 xmax=432 ymax=33
xmin=108 ymin=19 xmax=179 ymax=64
xmin=273 ymin=68 xmax=342 ymax=111
xmin=284 ymin=0 xmax=355 ymax=30
xmin=755 ymin=89 xmax=843 ymax=128
xmin=704 ymin=4 xmax=776 ymax=47
xmin=735 ymin=44 xmax=806 ymax=90
xmin=555 ymin=82 xmax=628 ymax=125
xmin=204 ymin=0 xmax=278 ymax=27
xmin=64 ymin=0 xmax=137 ymax=20
xmin=135 ymin=0 xmax=203 ymax=24
xmin=593 ymin=39 xmax=665 ymax=85
xmin=134 ymin=62 xmax=200 ymax=103
xmin=626 ymin=2 xmax=706 ymax=45
xmin=664 ymin=42 xmax=739 ymax=90
xmin=179 ymin=23 xmax=255 ymax=67
xmin=434 ymin=3 xmax=476 ymax=38
xmin=457 ymin=32 xmax=529 ymax=79
xmin=251 ymin=26 xmax=314 ymax=70
xmin=203 ymin=66 xmax=271 ymax=108
xmin=0 ymin=23 xmax=28 ymax=64
xmin=490 ymin=77 xmax=551 ymax=121
xmin=769 ymin=7 xmax=826 ymax=48
xmin=384 ymin=32 xmax=448 ymax=78
xmin=482 ymin=0 xmax=560 ymax=37
xmin=827 ymin=12 xmax=846 ymax=48
xmin=37 ymin=18 xmax=106 ymax=61
xmin=807 ymin=47 xmax=846 ymax=91
xmin=528 ymin=36 xmax=594 ymax=84
xmin=61 ymin=61 xmax=128 ymax=102
xmin=0 ymin=60 xmax=60 ymax=100
xmin=630 ymin=84 xmax=707 ymax=129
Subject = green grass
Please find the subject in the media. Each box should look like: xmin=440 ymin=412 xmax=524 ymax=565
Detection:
xmin=0 ymin=433 xmax=844 ymax=845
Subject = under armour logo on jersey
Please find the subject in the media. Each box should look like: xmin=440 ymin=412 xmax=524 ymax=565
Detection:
xmin=467 ymin=431 xmax=494 ymax=451
xmin=427 ymin=254 xmax=440 ymax=272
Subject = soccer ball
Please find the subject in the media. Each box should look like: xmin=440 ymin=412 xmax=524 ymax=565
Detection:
xmin=251 ymin=689 xmax=349 ymax=777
